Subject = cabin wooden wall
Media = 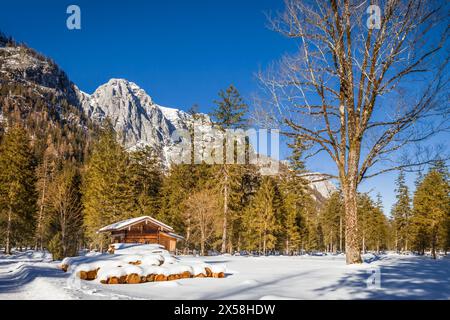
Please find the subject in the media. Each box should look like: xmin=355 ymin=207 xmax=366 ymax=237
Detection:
xmin=109 ymin=220 xmax=177 ymax=252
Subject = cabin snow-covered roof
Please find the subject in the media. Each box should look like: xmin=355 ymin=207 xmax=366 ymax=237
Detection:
xmin=98 ymin=216 xmax=174 ymax=233
xmin=162 ymin=231 xmax=185 ymax=241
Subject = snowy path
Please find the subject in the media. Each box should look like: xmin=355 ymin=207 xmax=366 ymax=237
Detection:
xmin=0 ymin=251 xmax=449 ymax=300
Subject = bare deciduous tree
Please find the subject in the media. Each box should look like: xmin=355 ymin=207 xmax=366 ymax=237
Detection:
xmin=183 ymin=190 xmax=220 ymax=256
xmin=259 ymin=0 xmax=449 ymax=263
xmin=49 ymin=166 xmax=83 ymax=258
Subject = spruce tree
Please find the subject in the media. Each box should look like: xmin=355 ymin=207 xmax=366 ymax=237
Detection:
xmin=391 ymin=170 xmax=412 ymax=252
xmin=411 ymin=168 xmax=450 ymax=258
xmin=35 ymin=139 xmax=58 ymax=251
xmin=276 ymin=164 xmax=314 ymax=254
xmin=358 ymin=193 xmax=388 ymax=253
xmin=47 ymin=163 xmax=83 ymax=260
xmin=0 ymin=126 xmax=37 ymax=254
xmin=211 ymin=85 xmax=248 ymax=129
xmin=321 ymin=191 xmax=344 ymax=253
xmin=243 ymin=177 xmax=280 ymax=254
xmin=210 ymin=85 xmax=248 ymax=253
xmin=129 ymin=146 xmax=163 ymax=217
xmin=82 ymin=126 xmax=137 ymax=249
xmin=158 ymin=162 xmax=214 ymax=252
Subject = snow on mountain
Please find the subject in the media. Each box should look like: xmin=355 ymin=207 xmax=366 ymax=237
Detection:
xmin=0 ymin=36 xmax=337 ymax=199
xmin=79 ymin=79 xmax=176 ymax=159
xmin=302 ymin=173 xmax=338 ymax=200
xmin=79 ymin=80 xmax=338 ymax=199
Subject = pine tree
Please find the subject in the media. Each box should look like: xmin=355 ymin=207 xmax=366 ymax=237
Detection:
xmin=431 ymin=159 xmax=449 ymax=180
xmin=279 ymin=183 xmax=302 ymax=254
xmin=129 ymin=146 xmax=163 ymax=217
xmin=287 ymin=136 xmax=307 ymax=173
xmin=211 ymin=85 xmax=248 ymax=129
xmin=34 ymin=138 xmax=58 ymax=251
xmin=158 ymin=162 xmax=214 ymax=252
xmin=210 ymin=85 xmax=248 ymax=253
xmin=373 ymin=194 xmax=388 ymax=252
xmin=276 ymin=164 xmax=313 ymax=254
xmin=243 ymin=177 xmax=280 ymax=254
xmin=411 ymin=167 xmax=450 ymax=258
xmin=391 ymin=170 xmax=412 ymax=252
xmin=321 ymin=191 xmax=344 ymax=253
xmin=358 ymin=193 xmax=388 ymax=253
xmin=82 ymin=126 xmax=137 ymax=249
xmin=0 ymin=126 xmax=37 ymax=254
xmin=47 ymin=163 xmax=83 ymax=260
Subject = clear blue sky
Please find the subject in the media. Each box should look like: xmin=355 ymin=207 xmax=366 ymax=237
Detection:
xmin=0 ymin=1 xmax=445 ymax=213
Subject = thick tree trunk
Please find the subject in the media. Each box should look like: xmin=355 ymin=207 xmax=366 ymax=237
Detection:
xmin=343 ymin=183 xmax=362 ymax=264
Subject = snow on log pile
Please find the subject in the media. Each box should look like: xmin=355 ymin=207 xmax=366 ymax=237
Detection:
xmin=60 ymin=243 xmax=226 ymax=284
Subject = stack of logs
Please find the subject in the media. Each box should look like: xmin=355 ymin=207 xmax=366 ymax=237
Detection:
xmin=61 ymin=260 xmax=225 ymax=285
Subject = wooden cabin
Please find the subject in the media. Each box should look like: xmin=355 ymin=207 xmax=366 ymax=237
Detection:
xmin=98 ymin=216 xmax=184 ymax=252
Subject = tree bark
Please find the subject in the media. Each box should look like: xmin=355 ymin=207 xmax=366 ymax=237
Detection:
xmin=343 ymin=182 xmax=362 ymax=264
xmin=431 ymin=226 xmax=437 ymax=259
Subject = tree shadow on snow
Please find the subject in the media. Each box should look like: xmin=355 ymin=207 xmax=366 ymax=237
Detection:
xmin=314 ymin=256 xmax=450 ymax=300
xmin=205 ymin=270 xmax=314 ymax=299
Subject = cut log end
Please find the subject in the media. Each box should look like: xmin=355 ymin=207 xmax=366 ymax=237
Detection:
xmin=180 ymin=271 xmax=191 ymax=279
xmin=205 ymin=267 xmax=212 ymax=277
xmin=79 ymin=271 xmax=87 ymax=280
xmin=213 ymin=272 xmax=225 ymax=278
xmin=126 ymin=273 xmax=141 ymax=284
xmin=154 ymin=274 xmax=168 ymax=281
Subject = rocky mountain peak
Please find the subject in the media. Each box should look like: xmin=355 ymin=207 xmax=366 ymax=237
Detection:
xmin=0 ymin=36 xmax=337 ymax=199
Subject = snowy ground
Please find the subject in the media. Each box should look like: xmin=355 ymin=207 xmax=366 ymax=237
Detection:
xmin=0 ymin=251 xmax=449 ymax=300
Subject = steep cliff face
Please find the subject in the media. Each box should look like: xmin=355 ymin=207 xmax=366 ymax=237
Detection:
xmin=79 ymin=79 xmax=174 ymax=149
xmin=0 ymin=34 xmax=337 ymax=199
xmin=0 ymin=40 xmax=79 ymax=107
xmin=0 ymin=36 xmax=91 ymax=160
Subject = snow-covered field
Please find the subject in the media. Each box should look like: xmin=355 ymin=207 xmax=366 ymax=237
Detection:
xmin=0 ymin=250 xmax=449 ymax=300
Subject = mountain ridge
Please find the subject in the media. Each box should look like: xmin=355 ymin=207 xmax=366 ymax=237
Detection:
xmin=0 ymin=33 xmax=337 ymax=199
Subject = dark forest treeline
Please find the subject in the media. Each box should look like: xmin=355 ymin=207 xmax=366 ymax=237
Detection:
xmin=1 ymin=85 xmax=449 ymax=259
xmin=0 ymin=33 xmax=449 ymax=259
